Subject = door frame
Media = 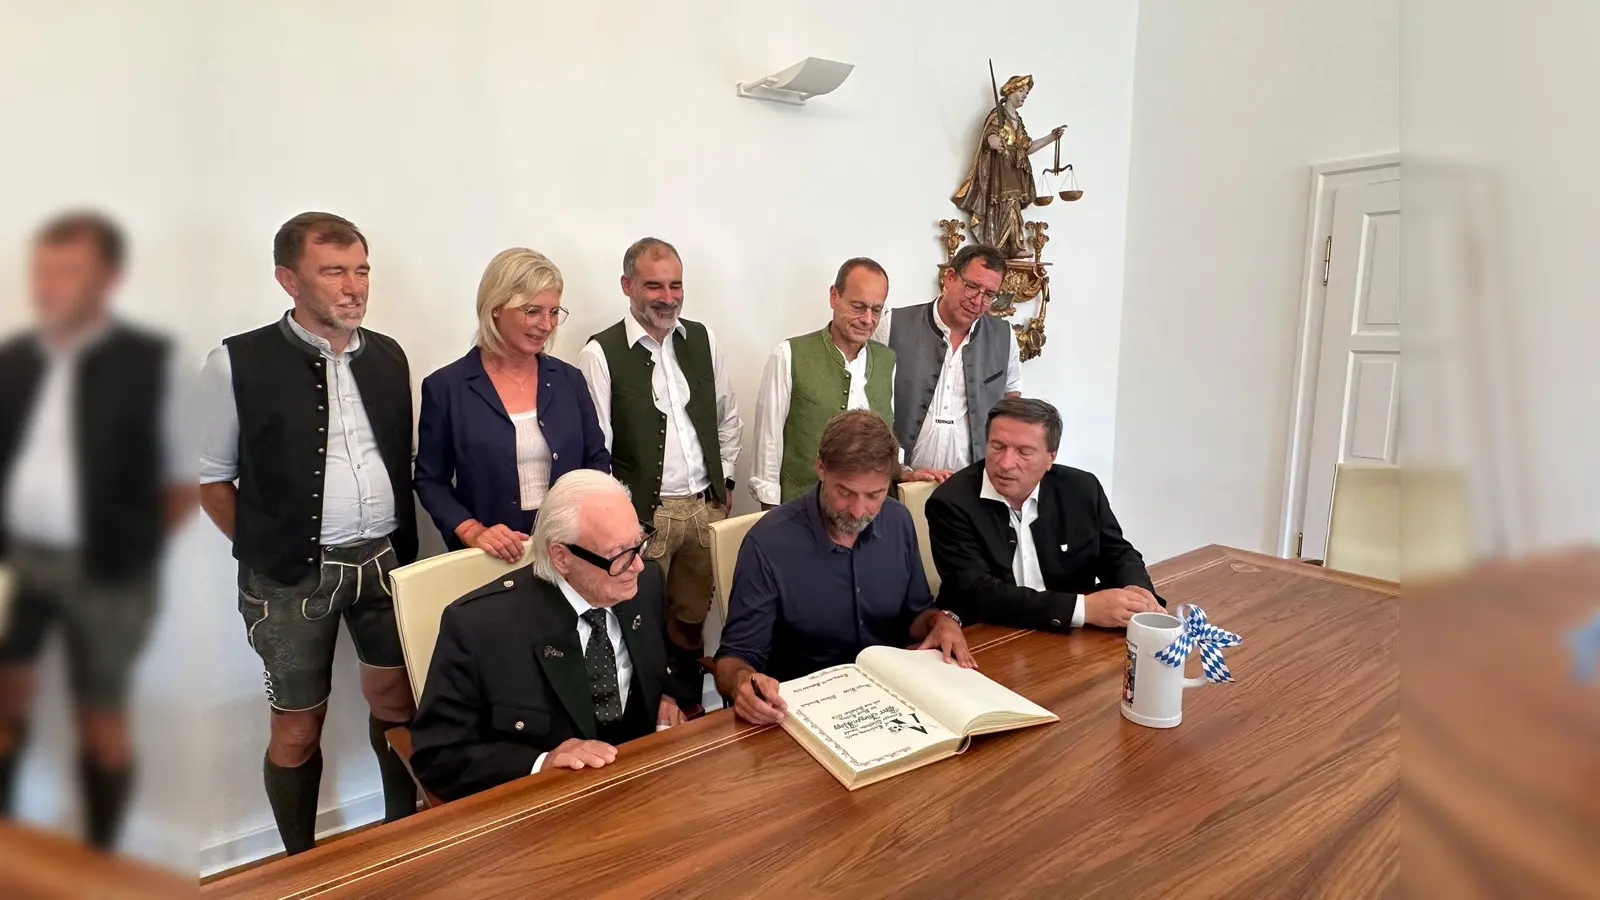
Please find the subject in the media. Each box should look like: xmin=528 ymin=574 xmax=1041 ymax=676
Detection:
xmin=1277 ymin=152 xmax=1400 ymax=558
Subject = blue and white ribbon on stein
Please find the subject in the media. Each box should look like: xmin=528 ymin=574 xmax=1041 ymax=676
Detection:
xmin=1154 ymin=603 xmax=1244 ymax=683
xmin=1121 ymin=603 xmax=1243 ymax=728
xmin=1569 ymin=609 xmax=1600 ymax=683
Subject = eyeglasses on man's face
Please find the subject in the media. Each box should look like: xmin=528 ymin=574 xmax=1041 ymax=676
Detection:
xmin=844 ymin=300 xmax=886 ymax=319
xmin=958 ymin=277 xmax=1001 ymax=304
xmin=563 ymin=523 xmax=656 ymax=577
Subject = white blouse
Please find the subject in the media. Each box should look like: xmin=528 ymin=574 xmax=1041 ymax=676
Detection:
xmin=510 ymin=410 xmax=552 ymax=511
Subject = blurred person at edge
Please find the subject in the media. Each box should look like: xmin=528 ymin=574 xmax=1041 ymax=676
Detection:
xmin=0 ymin=211 xmax=197 ymax=851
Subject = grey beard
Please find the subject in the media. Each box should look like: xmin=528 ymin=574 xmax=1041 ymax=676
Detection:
xmin=826 ymin=508 xmax=876 ymax=536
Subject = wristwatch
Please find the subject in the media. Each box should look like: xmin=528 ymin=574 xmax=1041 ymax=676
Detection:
xmin=936 ymin=609 xmax=963 ymax=627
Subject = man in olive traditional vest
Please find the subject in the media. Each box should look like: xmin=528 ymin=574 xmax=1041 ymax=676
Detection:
xmin=577 ymin=238 xmax=743 ymax=701
xmin=750 ymin=257 xmax=939 ymax=508
xmin=197 ymin=212 xmax=419 ymax=855
xmin=0 ymin=212 xmax=196 ymax=850
xmin=873 ymin=243 xmax=1022 ymax=482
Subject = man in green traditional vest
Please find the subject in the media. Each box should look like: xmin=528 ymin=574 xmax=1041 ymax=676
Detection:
xmin=577 ymin=237 xmax=743 ymax=702
xmin=749 ymin=258 xmax=943 ymax=508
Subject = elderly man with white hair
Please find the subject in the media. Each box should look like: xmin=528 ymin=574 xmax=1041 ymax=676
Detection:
xmin=410 ymin=470 xmax=697 ymax=802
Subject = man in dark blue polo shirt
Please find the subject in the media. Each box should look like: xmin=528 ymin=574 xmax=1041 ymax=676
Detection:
xmin=715 ymin=410 xmax=974 ymax=725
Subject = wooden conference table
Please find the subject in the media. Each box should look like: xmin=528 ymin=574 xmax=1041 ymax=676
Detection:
xmin=0 ymin=822 xmax=192 ymax=899
xmin=207 ymin=545 xmax=1400 ymax=899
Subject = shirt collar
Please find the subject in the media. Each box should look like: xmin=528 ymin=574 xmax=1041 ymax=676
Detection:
xmin=980 ymin=468 xmax=1039 ymax=514
xmin=823 ymin=323 xmax=869 ymax=368
xmin=35 ymin=318 xmax=112 ymax=361
xmin=283 ymin=311 xmax=362 ymax=358
xmin=554 ymin=574 xmax=605 ymax=621
xmin=623 ymin=313 xmax=687 ymax=349
xmin=931 ymin=300 xmax=954 ymax=337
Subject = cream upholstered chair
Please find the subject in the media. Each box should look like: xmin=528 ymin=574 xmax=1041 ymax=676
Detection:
xmin=0 ymin=565 xmax=13 ymax=641
xmin=1323 ymin=463 xmax=1400 ymax=582
xmin=389 ymin=543 xmax=531 ymax=706
xmin=896 ymin=480 xmax=942 ymax=597
xmin=385 ymin=543 xmax=529 ymax=808
xmin=1400 ymin=465 xmax=1472 ymax=580
xmin=708 ymin=511 xmax=766 ymax=622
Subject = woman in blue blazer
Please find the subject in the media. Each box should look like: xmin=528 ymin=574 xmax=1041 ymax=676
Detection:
xmin=415 ymin=248 xmax=610 ymax=561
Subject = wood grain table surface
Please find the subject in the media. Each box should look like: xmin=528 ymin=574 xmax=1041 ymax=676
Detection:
xmin=0 ymin=822 xmax=194 ymax=899
xmin=205 ymin=545 xmax=1401 ymax=899
xmin=1404 ymin=549 xmax=1600 ymax=899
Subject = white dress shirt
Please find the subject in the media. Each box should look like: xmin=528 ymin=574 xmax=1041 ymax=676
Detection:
xmin=873 ymin=305 xmax=1022 ymax=472
xmin=577 ymin=316 xmax=742 ymax=497
xmin=748 ymin=335 xmax=895 ymax=505
xmin=510 ymin=410 xmax=551 ymax=511
xmin=2 ymin=324 xmax=193 ymax=547
xmin=197 ymin=315 xmax=398 ymax=546
xmin=979 ymin=470 xmax=1085 ymax=627
xmin=532 ymin=577 xmax=635 ymax=774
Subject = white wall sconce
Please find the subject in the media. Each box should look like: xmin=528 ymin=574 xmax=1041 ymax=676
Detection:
xmin=736 ymin=57 xmax=855 ymax=106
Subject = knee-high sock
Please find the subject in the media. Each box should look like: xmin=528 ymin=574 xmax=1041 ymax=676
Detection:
xmin=368 ymin=716 xmax=417 ymax=822
xmin=262 ymin=750 xmax=322 ymax=855
xmin=0 ymin=721 xmax=29 ymax=818
xmin=78 ymin=756 xmax=133 ymax=851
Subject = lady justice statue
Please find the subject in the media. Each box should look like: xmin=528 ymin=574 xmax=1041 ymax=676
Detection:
xmin=950 ymin=72 xmax=1066 ymax=259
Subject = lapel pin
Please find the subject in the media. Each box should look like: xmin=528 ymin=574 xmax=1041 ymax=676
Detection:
xmin=1060 ymin=543 xmax=1069 ymax=552
xmin=632 ymin=615 xmax=642 ymax=631
xmin=542 ymin=646 xmax=563 ymax=659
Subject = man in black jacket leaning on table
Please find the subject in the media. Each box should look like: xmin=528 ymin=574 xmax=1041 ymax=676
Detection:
xmin=925 ymin=397 xmax=1163 ymax=632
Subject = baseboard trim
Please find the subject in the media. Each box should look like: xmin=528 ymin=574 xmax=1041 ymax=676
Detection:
xmin=199 ymin=790 xmax=385 ymax=879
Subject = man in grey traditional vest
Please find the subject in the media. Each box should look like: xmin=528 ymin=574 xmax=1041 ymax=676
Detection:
xmin=874 ymin=243 xmax=1022 ymax=481
xmin=751 ymin=257 xmax=942 ymax=508
xmin=577 ymin=238 xmax=742 ymax=703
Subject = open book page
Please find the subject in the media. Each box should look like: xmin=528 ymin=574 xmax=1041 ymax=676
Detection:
xmin=779 ymin=664 xmax=960 ymax=774
xmin=856 ymin=646 xmax=1058 ymax=735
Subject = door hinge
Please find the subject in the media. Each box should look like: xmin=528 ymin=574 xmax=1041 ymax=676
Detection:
xmin=1295 ymin=531 xmax=1305 ymax=558
xmin=1321 ymin=235 xmax=1332 ymax=286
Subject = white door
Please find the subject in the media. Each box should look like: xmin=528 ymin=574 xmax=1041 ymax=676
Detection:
xmin=1299 ymin=178 xmax=1401 ymax=560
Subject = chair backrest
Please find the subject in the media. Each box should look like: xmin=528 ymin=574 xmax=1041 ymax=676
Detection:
xmin=708 ymin=512 xmax=766 ymax=621
xmin=389 ymin=544 xmax=530 ymax=705
xmin=1400 ymin=464 xmax=1472 ymax=579
xmin=1324 ymin=463 xmax=1400 ymax=582
xmin=897 ymin=481 xmax=942 ymax=597
xmin=0 ymin=565 xmax=13 ymax=641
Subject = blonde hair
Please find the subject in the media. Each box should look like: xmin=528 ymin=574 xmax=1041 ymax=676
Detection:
xmin=474 ymin=247 xmax=565 ymax=357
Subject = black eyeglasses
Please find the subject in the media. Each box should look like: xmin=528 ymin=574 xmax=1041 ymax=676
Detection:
xmin=563 ymin=523 xmax=656 ymax=576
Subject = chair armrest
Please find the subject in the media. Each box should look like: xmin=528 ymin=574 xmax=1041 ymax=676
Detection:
xmin=384 ymin=726 xmax=443 ymax=810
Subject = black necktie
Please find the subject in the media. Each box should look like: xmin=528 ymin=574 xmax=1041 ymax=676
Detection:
xmin=581 ymin=609 xmax=623 ymax=722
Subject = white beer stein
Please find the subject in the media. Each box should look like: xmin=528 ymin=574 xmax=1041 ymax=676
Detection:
xmin=1121 ymin=611 xmax=1205 ymax=728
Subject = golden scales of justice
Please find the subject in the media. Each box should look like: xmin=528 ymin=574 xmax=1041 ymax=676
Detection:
xmin=937 ymin=62 xmax=1082 ymax=362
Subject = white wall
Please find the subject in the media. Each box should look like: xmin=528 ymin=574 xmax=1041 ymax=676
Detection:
xmin=0 ymin=0 xmax=1139 ymax=872
xmin=1401 ymin=0 xmax=1600 ymax=552
xmin=1112 ymin=0 xmax=1399 ymax=563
